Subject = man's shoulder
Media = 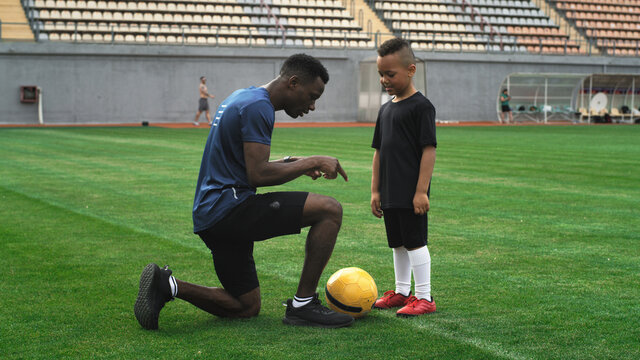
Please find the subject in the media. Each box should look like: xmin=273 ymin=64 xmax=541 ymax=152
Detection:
xmin=237 ymin=89 xmax=272 ymax=108
xmin=233 ymin=86 xmax=267 ymax=99
xmin=240 ymin=98 xmax=274 ymax=115
xmin=232 ymin=88 xmax=274 ymax=119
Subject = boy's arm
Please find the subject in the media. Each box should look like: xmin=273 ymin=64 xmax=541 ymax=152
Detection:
xmin=413 ymin=145 xmax=436 ymax=215
xmin=371 ymin=149 xmax=383 ymax=218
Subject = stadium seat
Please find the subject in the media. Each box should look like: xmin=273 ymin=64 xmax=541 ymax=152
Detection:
xmin=29 ymin=0 xmax=586 ymax=53
xmin=553 ymin=0 xmax=640 ymax=54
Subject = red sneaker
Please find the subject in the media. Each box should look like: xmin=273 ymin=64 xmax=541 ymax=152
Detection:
xmin=396 ymin=296 xmax=436 ymax=316
xmin=373 ymin=290 xmax=411 ymax=309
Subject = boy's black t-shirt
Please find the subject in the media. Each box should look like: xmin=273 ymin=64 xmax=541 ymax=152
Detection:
xmin=371 ymin=91 xmax=437 ymax=209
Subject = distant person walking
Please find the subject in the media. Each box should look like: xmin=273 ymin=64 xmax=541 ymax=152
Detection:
xmin=500 ymin=89 xmax=513 ymax=124
xmin=194 ymin=76 xmax=215 ymax=126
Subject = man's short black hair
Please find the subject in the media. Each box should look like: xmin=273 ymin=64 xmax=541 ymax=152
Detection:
xmin=200 ymin=76 xmax=205 ymax=81
xmin=280 ymin=54 xmax=329 ymax=84
xmin=377 ymin=38 xmax=416 ymax=66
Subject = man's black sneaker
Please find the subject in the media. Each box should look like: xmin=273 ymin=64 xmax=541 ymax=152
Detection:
xmin=134 ymin=263 xmax=174 ymax=330
xmin=282 ymin=293 xmax=354 ymax=328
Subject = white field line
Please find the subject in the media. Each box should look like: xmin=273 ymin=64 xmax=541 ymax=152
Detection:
xmin=412 ymin=319 xmax=528 ymax=360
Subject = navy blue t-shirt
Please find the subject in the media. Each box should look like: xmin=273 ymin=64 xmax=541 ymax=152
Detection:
xmin=193 ymin=87 xmax=274 ymax=233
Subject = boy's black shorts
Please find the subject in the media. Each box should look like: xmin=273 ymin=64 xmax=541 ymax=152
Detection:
xmin=197 ymin=191 xmax=308 ymax=297
xmin=382 ymin=208 xmax=428 ymax=249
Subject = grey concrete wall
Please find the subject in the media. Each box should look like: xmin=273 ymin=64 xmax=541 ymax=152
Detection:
xmin=0 ymin=43 xmax=359 ymax=124
xmin=1 ymin=42 xmax=639 ymax=124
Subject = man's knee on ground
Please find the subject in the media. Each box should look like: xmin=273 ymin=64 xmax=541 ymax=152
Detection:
xmin=233 ymin=288 xmax=261 ymax=318
xmin=238 ymin=301 xmax=261 ymax=318
xmin=228 ymin=297 xmax=260 ymax=318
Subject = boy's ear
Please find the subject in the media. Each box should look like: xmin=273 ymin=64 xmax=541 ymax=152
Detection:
xmin=407 ymin=63 xmax=417 ymax=77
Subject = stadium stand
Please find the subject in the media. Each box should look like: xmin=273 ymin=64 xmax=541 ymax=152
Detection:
xmin=27 ymin=0 xmax=372 ymax=47
xmin=549 ymin=0 xmax=640 ymax=56
xmin=371 ymin=0 xmax=586 ymax=54
xmin=346 ymin=0 xmax=394 ymax=44
xmin=9 ymin=0 xmax=637 ymax=55
xmin=531 ymin=0 xmax=595 ymax=54
xmin=1 ymin=0 xmax=36 ymax=41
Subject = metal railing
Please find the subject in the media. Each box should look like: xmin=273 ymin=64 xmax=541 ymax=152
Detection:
xmin=452 ymin=0 xmax=503 ymax=50
xmin=3 ymin=19 xmax=640 ymax=57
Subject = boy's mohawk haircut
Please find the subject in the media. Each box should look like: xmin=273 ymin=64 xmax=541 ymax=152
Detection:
xmin=377 ymin=38 xmax=416 ymax=65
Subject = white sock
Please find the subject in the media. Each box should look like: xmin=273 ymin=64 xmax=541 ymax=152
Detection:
xmin=408 ymin=246 xmax=431 ymax=301
xmin=292 ymin=295 xmax=313 ymax=308
xmin=393 ymin=247 xmax=411 ymax=297
xmin=169 ymin=275 xmax=178 ymax=298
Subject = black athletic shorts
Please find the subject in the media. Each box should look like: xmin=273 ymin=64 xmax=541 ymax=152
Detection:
xmin=197 ymin=191 xmax=308 ymax=297
xmin=382 ymin=208 xmax=428 ymax=249
xmin=501 ymin=105 xmax=511 ymax=112
xmin=198 ymin=98 xmax=209 ymax=112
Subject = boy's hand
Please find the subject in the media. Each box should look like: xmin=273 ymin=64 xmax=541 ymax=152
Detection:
xmin=371 ymin=192 xmax=383 ymax=218
xmin=413 ymin=192 xmax=430 ymax=215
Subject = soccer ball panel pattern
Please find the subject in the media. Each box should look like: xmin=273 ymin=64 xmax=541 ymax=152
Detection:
xmin=325 ymin=267 xmax=377 ymax=319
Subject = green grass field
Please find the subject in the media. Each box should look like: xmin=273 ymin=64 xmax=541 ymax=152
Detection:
xmin=1 ymin=125 xmax=638 ymax=359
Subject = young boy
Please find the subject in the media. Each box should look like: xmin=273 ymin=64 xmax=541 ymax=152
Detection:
xmin=370 ymin=38 xmax=437 ymax=316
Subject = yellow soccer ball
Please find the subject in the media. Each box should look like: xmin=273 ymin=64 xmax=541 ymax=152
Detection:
xmin=325 ymin=267 xmax=378 ymax=318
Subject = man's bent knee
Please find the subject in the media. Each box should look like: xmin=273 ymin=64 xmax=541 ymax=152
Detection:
xmin=320 ymin=196 xmax=342 ymax=221
xmin=303 ymin=194 xmax=343 ymax=227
